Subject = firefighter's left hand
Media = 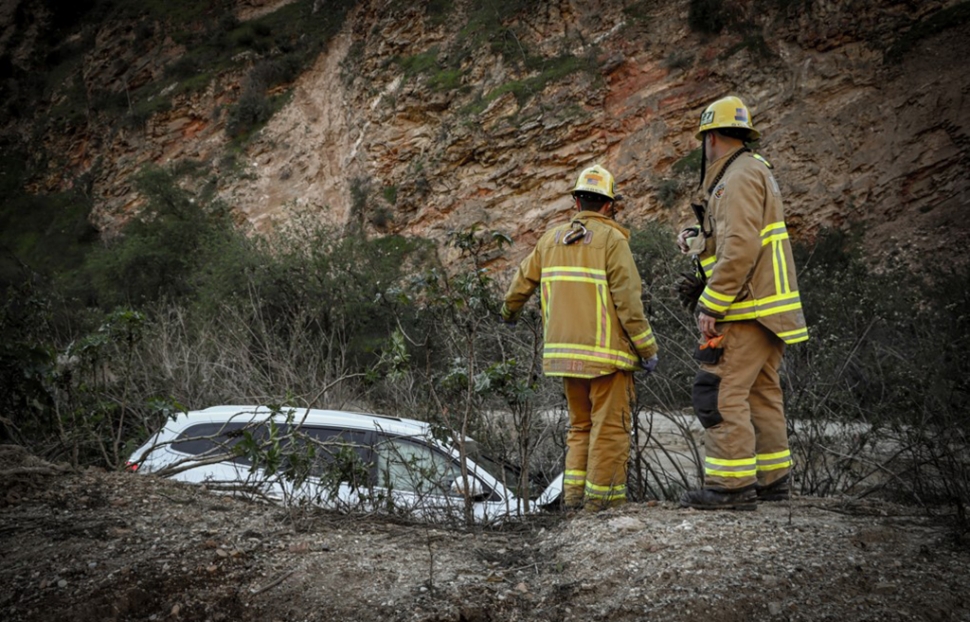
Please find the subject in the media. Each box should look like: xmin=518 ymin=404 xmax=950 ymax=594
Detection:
xmin=677 ymin=227 xmax=699 ymax=253
xmin=639 ymin=355 xmax=658 ymax=375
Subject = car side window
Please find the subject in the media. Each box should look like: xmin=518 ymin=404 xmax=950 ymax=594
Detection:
xmin=171 ymin=422 xmax=253 ymax=464
xmin=375 ymin=437 xmax=463 ymax=496
xmin=286 ymin=426 xmax=374 ymax=480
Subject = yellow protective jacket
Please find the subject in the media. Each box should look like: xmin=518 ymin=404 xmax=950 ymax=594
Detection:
xmin=693 ymin=147 xmax=808 ymax=344
xmin=501 ymin=211 xmax=658 ymax=378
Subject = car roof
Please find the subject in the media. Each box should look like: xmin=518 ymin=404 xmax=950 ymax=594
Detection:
xmin=175 ymin=405 xmax=434 ymax=437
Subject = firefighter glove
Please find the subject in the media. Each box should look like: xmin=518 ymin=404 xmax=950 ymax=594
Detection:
xmin=677 ymin=227 xmax=700 ymax=253
xmin=675 ymin=272 xmax=705 ymax=313
xmin=499 ymin=303 xmax=519 ymax=327
xmin=639 ymin=355 xmax=659 ymax=375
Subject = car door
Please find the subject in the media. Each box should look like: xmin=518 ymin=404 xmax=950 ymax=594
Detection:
xmin=373 ymin=435 xmax=489 ymax=520
xmin=280 ymin=425 xmax=376 ymax=510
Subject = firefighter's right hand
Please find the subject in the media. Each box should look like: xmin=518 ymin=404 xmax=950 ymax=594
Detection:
xmin=499 ymin=303 xmax=518 ymax=327
xmin=677 ymin=227 xmax=699 ymax=253
xmin=639 ymin=355 xmax=659 ymax=376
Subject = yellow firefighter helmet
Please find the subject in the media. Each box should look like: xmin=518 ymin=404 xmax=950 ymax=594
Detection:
xmin=695 ymin=95 xmax=761 ymax=141
xmin=571 ymin=165 xmax=617 ymax=200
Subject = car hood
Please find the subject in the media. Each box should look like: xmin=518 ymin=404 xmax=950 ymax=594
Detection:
xmin=534 ymin=473 xmax=563 ymax=508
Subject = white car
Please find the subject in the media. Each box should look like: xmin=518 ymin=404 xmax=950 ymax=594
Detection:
xmin=128 ymin=405 xmax=563 ymax=523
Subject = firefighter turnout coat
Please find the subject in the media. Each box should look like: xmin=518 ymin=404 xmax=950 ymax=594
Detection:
xmin=501 ymin=211 xmax=658 ymax=377
xmin=694 ymin=148 xmax=808 ymax=344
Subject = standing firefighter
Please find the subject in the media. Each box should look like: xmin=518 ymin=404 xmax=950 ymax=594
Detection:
xmin=676 ymin=95 xmax=808 ymax=510
xmin=501 ymin=165 xmax=659 ymax=512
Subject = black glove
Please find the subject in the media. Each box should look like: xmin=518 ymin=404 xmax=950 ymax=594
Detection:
xmin=675 ymin=272 xmax=705 ymax=313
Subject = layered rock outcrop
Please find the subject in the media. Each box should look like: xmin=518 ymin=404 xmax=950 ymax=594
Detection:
xmin=5 ymin=0 xmax=969 ymax=268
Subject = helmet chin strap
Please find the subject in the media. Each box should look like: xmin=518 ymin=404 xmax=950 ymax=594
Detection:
xmin=698 ymin=134 xmax=707 ymax=189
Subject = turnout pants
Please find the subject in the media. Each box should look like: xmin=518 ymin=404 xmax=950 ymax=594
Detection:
xmin=562 ymin=371 xmax=634 ymax=508
xmin=692 ymin=321 xmax=792 ymax=491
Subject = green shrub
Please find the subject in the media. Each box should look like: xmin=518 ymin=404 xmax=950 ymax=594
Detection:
xmin=655 ymin=179 xmax=682 ymax=208
xmin=82 ymin=164 xmax=235 ymax=308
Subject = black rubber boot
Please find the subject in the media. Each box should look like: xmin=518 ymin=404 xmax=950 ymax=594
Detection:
xmin=756 ymin=475 xmax=790 ymax=502
xmin=679 ymin=487 xmax=757 ymax=511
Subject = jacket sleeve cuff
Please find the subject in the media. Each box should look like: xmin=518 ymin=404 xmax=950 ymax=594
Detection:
xmin=697 ymin=307 xmax=725 ymax=321
xmin=500 ymin=303 xmax=520 ymax=322
xmin=698 ymin=284 xmax=733 ymax=318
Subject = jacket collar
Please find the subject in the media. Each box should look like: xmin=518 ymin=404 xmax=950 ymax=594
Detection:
xmin=571 ymin=210 xmax=631 ymax=240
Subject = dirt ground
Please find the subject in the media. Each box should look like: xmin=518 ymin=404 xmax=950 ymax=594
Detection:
xmin=1 ymin=444 xmax=969 ymax=622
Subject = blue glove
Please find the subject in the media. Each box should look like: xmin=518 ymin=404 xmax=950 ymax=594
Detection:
xmin=639 ymin=355 xmax=658 ymax=375
xmin=500 ymin=317 xmax=517 ymax=328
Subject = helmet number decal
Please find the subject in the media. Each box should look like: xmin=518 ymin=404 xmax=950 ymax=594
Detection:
xmin=700 ymin=110 xmax=715 ymax=125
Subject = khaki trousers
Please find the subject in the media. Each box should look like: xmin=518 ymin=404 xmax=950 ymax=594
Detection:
xmin=693 ymin=321 xmax=792 ymax=491
xmin=562 ymin=371 xmax=634 ymax=508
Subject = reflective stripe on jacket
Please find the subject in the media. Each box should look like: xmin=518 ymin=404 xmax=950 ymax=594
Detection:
xmin=502 ymin=211 xmax=658 ymax=378
xmin=696 ymin=149 xmax=808 ymax=345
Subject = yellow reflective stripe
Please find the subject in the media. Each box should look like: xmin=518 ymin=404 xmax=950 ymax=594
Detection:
xmin=720 ymin=291 xmax=803 ymax=321
xmin=540 ymin=282 xmax=550 ymax=325
xmin=777 ymin=327 xmax=809 ymax=343
xmin=706 ymin=468 xmax=758 ymax=478
xmin=705 ymin=457 xmax=757 ymax=477
xmin=700 ymin=255 xmax=716 ymax=279
xmin=705 ymin=458 xmax=755 ymax=475
xmin=630 ymin=327 xmax=656 ymax=350
xmin=757 ymin=450 xmax=792 ymax=471
xmin=545 ymin=371 xmax=600 ymax=378
xmin=760 ymin=221 xmax=786 ymax=237
xmin=757 ymin=450 xmax=790 ymax=461
xmin=564 ymin=470 xmax=586 ymax=485
xmin=772 ymin=241 xmax=782 ymax=293
xmin=541 ymin=267 xmax=607 ymax=283
xmin=597 ymin=282 xmax=610 ymax=349
xmin=706 ymin=457 xmax=757 ymax=467
xmin=544 ymin=343 xmax=639 ymax=366
xmin=703 ymin=287 xmax=735 ymax=303
xmin=585 ymin=481 xmax=626 ymax=500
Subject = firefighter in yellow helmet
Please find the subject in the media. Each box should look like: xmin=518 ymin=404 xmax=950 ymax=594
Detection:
xmin=677 ymin=95 xmax=808 ymax=510
xmin=501 ymin=164 xmax=659 ymax=511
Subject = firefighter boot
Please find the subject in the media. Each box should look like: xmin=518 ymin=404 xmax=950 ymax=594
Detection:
xmin=680 ymin=486 xmax=757 ymax=511
xmin=756 ymin=475 xmax=790 ymax=502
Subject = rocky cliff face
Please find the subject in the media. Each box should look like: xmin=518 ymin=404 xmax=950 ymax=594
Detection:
xmin=4 ymin=0 xmax=969 ymax=268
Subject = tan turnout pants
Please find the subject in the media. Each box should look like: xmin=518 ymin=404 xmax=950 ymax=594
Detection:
xmin=562 ymin=371 xmax=634 ymax=509
xmin=693 ymin=321 xmax=792 ymax=491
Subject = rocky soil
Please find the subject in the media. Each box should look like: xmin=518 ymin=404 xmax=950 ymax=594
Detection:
xmin=2 ymin=445 xmax=968 ymax=622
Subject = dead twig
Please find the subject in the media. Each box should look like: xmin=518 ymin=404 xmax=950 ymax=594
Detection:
xmin=250 ymin=569 xmax=297 ymax=595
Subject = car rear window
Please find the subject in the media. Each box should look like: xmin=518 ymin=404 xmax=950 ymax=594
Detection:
xmin=171 ymin=422 xmax=253 ymax=463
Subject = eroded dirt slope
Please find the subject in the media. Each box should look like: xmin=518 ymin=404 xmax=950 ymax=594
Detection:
xmin=1 ymin=446 xmax=968 ymax=622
